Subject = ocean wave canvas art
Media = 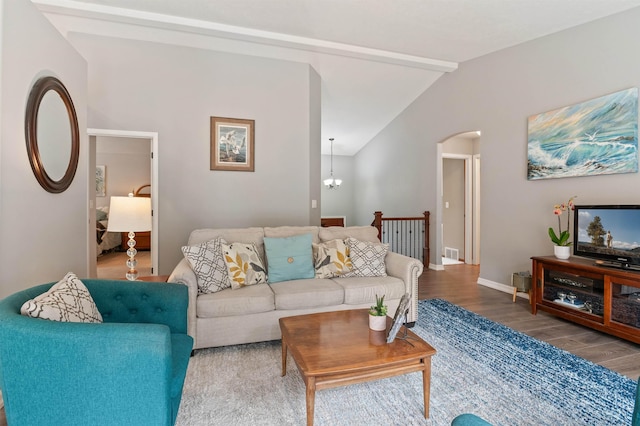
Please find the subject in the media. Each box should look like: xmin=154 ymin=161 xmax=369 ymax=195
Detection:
xmin=527 ymin=88 xmax=638 ymax=180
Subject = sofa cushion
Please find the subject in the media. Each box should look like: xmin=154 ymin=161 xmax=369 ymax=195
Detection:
xmin=196 ymin=284 xmax=275 ymax=318
xmin=221 ymin=242 xmax=268 ymax=289
xmin=270 ymin=279 xmax=344 ymax=310
xmin=181 ymin=238 xmax=231 ymax=294
xmin=342 ymin=237 xmax=388 ymax=277
xmin=20 ymin=272 xmax=103 ymax=323
xmin=331 ymin=276 xmax=406 ymax=305
xmin=319 ymin=226 xmax=380 ymax=243
xmin=264 ymin=226 xmax=320 ymax=243
xmin=312 ymin=239 xmax=352 ymax=278
xmin=264 ymin=234 xmax=315 ymax=283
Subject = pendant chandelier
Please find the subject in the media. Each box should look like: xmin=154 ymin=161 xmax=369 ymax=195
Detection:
xmin=323 ymin=138 xmax=342 ymax=189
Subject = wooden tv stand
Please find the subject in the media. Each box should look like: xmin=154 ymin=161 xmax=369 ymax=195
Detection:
xmin=531 ymin=256 xmax=640 ymax=344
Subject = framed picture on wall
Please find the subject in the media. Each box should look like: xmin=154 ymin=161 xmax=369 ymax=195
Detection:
xmin=527 ymin=87 xmax=638 ymax=180
xmin=210 ymin=116 xmax=255 ymax=172
xmin=96 ymin=165 xmax=106 ymax=197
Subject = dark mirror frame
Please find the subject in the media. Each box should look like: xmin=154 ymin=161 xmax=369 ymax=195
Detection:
xmin=25 ymin=76 xmax=80 ymax=193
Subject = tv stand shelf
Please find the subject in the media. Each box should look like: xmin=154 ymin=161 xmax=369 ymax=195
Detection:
xmin=531 ymin=256 xmax=640 ymax=344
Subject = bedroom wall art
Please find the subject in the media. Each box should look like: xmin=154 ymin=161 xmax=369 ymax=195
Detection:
xmin=96 ymin=165 xmax=106 ymax=196
xmin=210 ymin=116 xmax=255 ymax=172
xmin=527 ymin=88 xmax=638 ymax=180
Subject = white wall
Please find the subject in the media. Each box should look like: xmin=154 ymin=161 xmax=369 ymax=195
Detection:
xmin=0 ymin=0 xmax=87 ymax=298
xmin=353 ymin=7 xmax=640 ymax=286
xmin=68 ymin=33 xmax=320 ymax=274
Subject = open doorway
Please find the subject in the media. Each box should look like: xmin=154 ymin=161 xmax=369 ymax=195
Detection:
xmin=437 ymin=132 xmax=481 ymax=268
xmin=87 ymin=129 xmax=159 ymax=278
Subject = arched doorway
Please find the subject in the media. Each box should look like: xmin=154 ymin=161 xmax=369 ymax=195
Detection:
xmin=436 ymin=131 xmax=481 ymax=268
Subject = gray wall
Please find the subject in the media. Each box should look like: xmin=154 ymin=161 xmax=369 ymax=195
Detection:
xmin=320 ymin=154 xmax=355 ymax=225
xmin=0 ymin=0 xmax=88 ymax=299
xmin=442 ymin=158 xmax=464 ymax=259
xmin=353 ymin=7 xmax=640 ymax=286
xmin=68 ymin=33 xmax=321 ymax=274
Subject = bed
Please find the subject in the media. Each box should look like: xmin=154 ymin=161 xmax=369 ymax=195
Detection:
xmin=96 ymin=206 xmax=121 ymax=256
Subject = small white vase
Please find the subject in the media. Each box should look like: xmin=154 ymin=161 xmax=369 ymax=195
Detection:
xmin=369 ymin=314 xmax=387 ymax=331
xmin=554 ymin=245 xmax=571 ymax=260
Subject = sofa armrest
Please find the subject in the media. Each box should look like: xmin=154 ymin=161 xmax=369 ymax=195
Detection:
xmin=385 ymin=252 xmax=424 ymax=323
xmin=168 ymin=258 xmax=198 ymax=342
xmin=0 ymin=320 xmax=178 ymax=425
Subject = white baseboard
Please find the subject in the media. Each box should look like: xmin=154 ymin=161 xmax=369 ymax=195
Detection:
xmin=0 ymin=389 xmax=3 ymax=409
xmin=477 ymin=277 xmax=530 ymax=300
xmin=428 ymin=263 xmax=444 ymax=271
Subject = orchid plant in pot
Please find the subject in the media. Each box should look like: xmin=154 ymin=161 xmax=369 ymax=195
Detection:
xmin=368 ymin=294 xmax=388 ymax=331
xmin=549 ymin=196 xmax=576 ymax=259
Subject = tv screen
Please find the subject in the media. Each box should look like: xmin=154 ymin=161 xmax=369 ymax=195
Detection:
xmin=574 ymin=205 xmax=640 ymax=270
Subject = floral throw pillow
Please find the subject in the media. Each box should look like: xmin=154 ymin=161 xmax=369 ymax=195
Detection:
xmin=312 ymin=239 xmax=352 ymax=278
xmin=20 ymin=272 xmax=103 ymax=323
xmin=221 ymin=242 xmax=268 ymax=289
xmin=342 ymin=237 xmax=388 ymax=277
xmin=182 ymin=238 xmax=231 ymax=294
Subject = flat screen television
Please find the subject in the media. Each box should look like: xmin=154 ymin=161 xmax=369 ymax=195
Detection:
xmin=574 ymin=205 xmax=640 ymax=270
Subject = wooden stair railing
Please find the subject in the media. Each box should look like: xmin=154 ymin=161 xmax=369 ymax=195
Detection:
xmin=372 ymin=211 xmax=430 ymax=266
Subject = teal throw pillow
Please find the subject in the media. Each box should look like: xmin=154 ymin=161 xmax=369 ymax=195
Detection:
xmin=264 ymin=234 xmax=315 ymax=283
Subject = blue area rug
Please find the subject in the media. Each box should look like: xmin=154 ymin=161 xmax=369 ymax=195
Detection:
xmin=422 ymin=299 xmax=636 ymax=425
xmin=176 ymin=299 xmax=637 ymax=425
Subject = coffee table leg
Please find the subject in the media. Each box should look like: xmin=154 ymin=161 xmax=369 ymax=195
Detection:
xmin=306 ymin=377 xmax=316 ymax=426
xmin=422 ymin=357 xmax=431 ymax=418
xmin=281 ymin=336 xmax=287 ymax=376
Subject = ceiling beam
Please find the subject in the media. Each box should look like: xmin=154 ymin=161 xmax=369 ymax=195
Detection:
xmin=33 ymin=0 xmax=458 ymax=72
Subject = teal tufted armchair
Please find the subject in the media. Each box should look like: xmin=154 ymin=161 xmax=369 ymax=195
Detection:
xmin=0 ymin=279 xmax=193 ymax=426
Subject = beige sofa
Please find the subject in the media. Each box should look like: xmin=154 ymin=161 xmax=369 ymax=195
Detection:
xmin=168 ymin=225 xmax=424 ymax=349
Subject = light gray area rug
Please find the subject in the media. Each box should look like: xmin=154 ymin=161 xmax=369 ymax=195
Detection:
xmin=176 ymin=299 xmax=636 ymax=426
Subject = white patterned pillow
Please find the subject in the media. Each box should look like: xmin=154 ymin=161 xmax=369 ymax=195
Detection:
xmin=312 ymin=239 xmax=352 ymax=278
xmin=182 ymin=238 xmax=231 ymax=294
xmin=20 ymin=272 xmax=103 ymax=323
xmin=342 ymin=237 xmax=388 ymax=277
xmin=221 ymin=242 xmax=268 ymax=289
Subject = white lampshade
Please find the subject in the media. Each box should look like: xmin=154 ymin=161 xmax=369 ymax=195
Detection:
xmin=107 ymin=196 xmax=152 ymax=232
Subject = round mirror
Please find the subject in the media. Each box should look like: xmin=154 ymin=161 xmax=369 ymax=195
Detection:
xmin=25 ymin=76 xmax=80 ymax=193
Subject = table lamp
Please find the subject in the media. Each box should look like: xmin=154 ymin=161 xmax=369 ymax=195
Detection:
xmin=107 ymin=193 xmax=152 ymax=280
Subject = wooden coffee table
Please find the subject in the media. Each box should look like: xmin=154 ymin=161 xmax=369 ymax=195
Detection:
xmin=279 ymin=309 xmax=436 ymax=426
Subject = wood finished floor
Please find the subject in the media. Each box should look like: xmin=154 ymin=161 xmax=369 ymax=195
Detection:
xmin=1 ymin=263 xmax=638 ymax=424
xmin=420 ymin=264 xmax=640 ymax=381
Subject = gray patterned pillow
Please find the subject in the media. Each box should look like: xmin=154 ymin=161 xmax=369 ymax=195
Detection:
xmin=20 ymin=272 xmax=103 ymax=323
xmin=182 ymin=238 xmax=231 ymax=294
xmin=342 ymin=237 xmax=388 ymax=277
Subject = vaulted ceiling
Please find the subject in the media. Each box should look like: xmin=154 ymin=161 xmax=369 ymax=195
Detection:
xmin=33 ymin=0 xmax=640 ymax=154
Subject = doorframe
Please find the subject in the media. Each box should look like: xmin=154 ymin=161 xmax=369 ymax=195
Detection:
xmin=87 ymin=128 xmax=159 ymax=277
xmin=472 ymin=154 xmax=481 ymax=265
xmin=441 ymin=153 xmax=473 ymax=265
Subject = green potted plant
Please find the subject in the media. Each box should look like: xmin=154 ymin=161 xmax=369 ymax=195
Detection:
xmin=369 ymin=294 xmax=388 ymax=331
xmin=549 ymin=196 xmax=576 ymax=259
